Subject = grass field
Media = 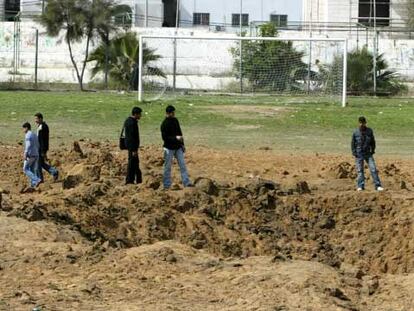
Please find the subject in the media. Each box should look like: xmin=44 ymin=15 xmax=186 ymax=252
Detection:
xmin=1 ymin=91 xmax=414 ymax=155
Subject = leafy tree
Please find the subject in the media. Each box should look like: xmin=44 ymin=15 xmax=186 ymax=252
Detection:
xmin=231 ymin=23 xmax=308 ymax=92
xmin=88 ymin=32 xmax=165 ymax=90
xmin=319 ymin=47 xmax=407 ymax=95
xmin=40 ymin=0 xmax=119 ymax=91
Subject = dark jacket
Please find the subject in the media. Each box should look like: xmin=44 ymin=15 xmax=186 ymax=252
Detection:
xmin=124 ymin=116 xmax=140 ymax=151
xmin=37 ymin=122 xmax=49 ymax=154
xmin=352 ymin=127 xmax=376 ymax=157
xmin=161 ymin=117 xmax=184 ymax=150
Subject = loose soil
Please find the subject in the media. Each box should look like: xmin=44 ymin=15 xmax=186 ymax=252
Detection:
xmin=0 ymin=142 xmax=413 ymax=310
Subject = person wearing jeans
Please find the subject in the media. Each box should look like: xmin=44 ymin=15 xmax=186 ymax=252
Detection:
xmin=34 ymin=113 xmax=59 ymax=182
xmin=161 ymin=105 xmax=192 ymax=189
xmin=22 ymin=122 xmax=41 ymax=188
xmin=351 ymin=116 xmax=383 ymax=191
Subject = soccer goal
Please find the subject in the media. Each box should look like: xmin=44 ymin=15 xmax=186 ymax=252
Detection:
xmin=138 ymin=35 xmax=348 ymax=107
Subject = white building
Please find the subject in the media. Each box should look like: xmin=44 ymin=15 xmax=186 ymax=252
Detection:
xmin=0 ymin=0 xmax=302 ymax=30
xmin=302 ymin=0 xmax=407 ymax=29
xmin=178 ymin=0 xmax=302 ymax=29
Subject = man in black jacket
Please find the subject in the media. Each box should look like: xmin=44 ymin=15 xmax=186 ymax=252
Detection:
xmin=34 ymin=113 xmax=59 ymax=182
xmin=161 ymin=105 xmax=192 ymax=189
xmin=351 ymin=116 xmax=383 ymax=191
xmin=124 ymin=107 xmax=142 ymax=184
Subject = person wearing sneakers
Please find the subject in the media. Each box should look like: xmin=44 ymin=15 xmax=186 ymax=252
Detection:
xmin=351 ymin=116 xmax=383 ymax=191
xmin=34 ymin=113 xmax=59 ymax=182
xmin=161 ymin=105 xmax=192 ymax=189
xmin=22 ymin=122 xmax=42 ymax=189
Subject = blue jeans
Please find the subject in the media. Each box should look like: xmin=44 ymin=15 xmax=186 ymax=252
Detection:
xmin=355 ymin=155 xmax=382 ymax=189
xmin=24 ymin=157 xmax=41 ymax=187
xmin=163 ymin=148 xmax=191 ymax=188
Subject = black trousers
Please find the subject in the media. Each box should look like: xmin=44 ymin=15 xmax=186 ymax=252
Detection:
xmin=126 ymin=150 xmax=142 ymax=184
xmin=38 ymin=153 xmax=57 ymax=182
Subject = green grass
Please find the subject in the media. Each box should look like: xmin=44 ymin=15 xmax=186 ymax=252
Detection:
xmin=1 ymin=91 xmax=414 ymax=155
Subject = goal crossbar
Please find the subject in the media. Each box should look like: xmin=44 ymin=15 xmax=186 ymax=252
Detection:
xmin=138 ymin=35 xmax=348 ymax=107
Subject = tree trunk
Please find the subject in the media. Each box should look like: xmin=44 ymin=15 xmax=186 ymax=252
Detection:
xmin=79 ymin=31 xmax=92 ymax=91
xmin=104 ymin=33 xmax=109 ymax=89
xmin=67 ymin=37 xmax=83 ymax=91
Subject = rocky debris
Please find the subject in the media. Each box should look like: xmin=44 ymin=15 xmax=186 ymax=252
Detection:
xmin=271 ymin=253 xmax=289 ymax=262
xmin=325 ymin=287 xmax=350 ymax=301
xmin=296 ymin=181 xmax=311 ymax=194
xmin=319 ymin=216 xmax=336 ymax=230
xmin=71 ymin=141 xmax=85 ymax=158
xmin=333 ymin=162 xmax=356 ymax=179
xmin=63 ymin=164 xmax=101 ymax=189
xmin=340 ymin=263 xmax=365 ymax=279
xmin=362 ymin=276 xmax=379 ymax=295
xmin=144 ymin=174 xmax=162 ymax=190
xmin=27 ymin=207 xmax=46 ymax=222
xmin=62 ymin=175 xmax=83 ymax=190
xmin=383 ymin=163 xmax=400 ymax=176
xmin=81 ymin=282 xmax=102 ymax=296
xmin=400 ymin=180 xmax=408 ymax=190
xmin=246 ymin=179 xmax=280 ymax=194
xmin=157 ymin=247 xmax=178 ymax=263
xmin=174 ymin=199 xmax=194 ymax=213
xmin=195 ymin=177 xmax=218 ymax=195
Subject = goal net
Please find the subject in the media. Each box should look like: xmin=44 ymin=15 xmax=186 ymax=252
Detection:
xmin=138 ymin=36 xmax=347 ymax=106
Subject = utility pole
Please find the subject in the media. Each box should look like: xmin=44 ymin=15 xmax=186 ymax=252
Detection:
xmin=173 ymin=0 xmax=180 ymax=92
xmin=145 ymin=0 xmax=148 ymax=27
xmin=239 ymin=0 xmax=243 ymax=94
xmin=35 ymin=28 xmax=39 ymax=89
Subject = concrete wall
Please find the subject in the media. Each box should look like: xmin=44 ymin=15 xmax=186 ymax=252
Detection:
xmin=2 ymin=22 xmax=414 ymax=89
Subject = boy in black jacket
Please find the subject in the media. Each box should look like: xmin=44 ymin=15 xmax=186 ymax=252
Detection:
xmin=124 ymin=107 xmax=142 ymax=184
xmin=161 ymin=105 xmax=192 ymax=189
xmin=34 ymin=113 xmax=59 ymax=182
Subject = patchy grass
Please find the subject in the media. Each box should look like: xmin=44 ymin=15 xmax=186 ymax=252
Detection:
xmin=0 ymin=91 xmax=413 ymax=155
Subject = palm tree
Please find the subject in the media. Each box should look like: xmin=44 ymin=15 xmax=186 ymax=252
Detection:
xmin=318 ymin=46 xmax=406 ymax=95
xmin=40 ymin=0 xmax=120 ymax=91
xmin=88 ymin=32 xmax=165 ymax=90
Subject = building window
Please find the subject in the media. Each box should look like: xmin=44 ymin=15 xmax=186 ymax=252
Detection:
xmin=5 ymin=0 xmax=20 ymax=21
xmin=270 ymin=14 xmax=288 ymax=27
xmin=358 ymin=0 xmax=390 ymax=27
xmin=232 ymin=14 xmax=249 ymax=26
xmin=193 ymin=13 xmax=210 ymax=26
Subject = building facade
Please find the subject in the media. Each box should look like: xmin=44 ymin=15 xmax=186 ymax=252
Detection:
xmin=0 ymin=0 xmax=302 ymax=30
xmin=302 ymin=0 xmax=407 ymax=29
xmin=179 ymin=0 xmax=302 ymax=29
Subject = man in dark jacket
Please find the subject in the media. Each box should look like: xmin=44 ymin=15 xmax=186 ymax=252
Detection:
xmin=161 ymin=105 xmax=192 ymax=189
xmin=351 ymin=116 xmax=383 ymax=191
xmin=34 ymin=113 xmax=59 ymax=182
xmin=124 ymin=107 xmax=142 ymax=184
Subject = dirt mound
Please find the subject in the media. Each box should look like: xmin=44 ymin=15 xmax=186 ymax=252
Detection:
xmin=1 ymin=143 xmax=413 ymax=310
xmin=3 ymin=145 xmax=412 ymax=275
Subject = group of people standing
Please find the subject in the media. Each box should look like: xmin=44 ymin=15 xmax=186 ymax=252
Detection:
xmin=122 ymin=105 xmax=192 ymax=189
xmin=21 ymin=113 xmax=59 ymax=189
xmin=21 ymin=108 xmax=383 ymax=192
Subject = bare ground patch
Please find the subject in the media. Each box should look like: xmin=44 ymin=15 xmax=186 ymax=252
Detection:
xmin=205 ymin=105 xmax=291 ymax=119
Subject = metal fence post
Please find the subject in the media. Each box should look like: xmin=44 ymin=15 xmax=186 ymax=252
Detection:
xmin=35 ymin=29 xmax=39 ymax=89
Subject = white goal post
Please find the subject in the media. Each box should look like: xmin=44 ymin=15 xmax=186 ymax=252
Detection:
xmin=138 ymin=35 xmax=348 ymax=107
